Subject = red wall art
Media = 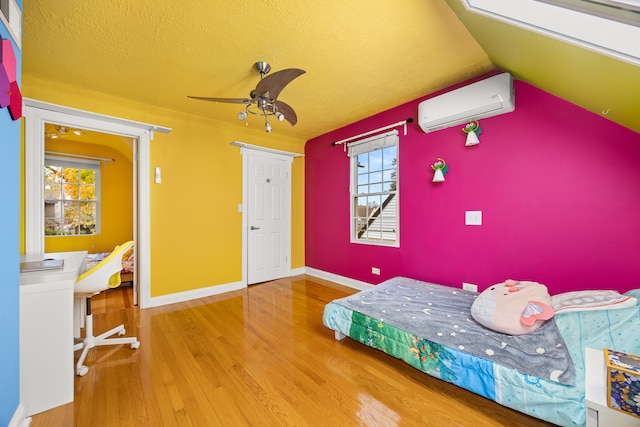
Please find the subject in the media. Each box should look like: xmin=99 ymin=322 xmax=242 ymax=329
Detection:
xmin=0 ymin=38 xmax=21 ymax=120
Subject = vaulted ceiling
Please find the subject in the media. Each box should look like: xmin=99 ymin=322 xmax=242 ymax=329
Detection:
xmin=21 ymin=0 xmax=639 ymax=141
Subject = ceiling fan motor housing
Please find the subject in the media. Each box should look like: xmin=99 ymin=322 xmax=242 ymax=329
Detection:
xmin=254 ymin=61 xmax=271 ymax=76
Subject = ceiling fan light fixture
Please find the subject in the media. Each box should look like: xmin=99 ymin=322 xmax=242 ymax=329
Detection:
xmin=188 ymin=62 xmax=305 ymax=132
xmin=46 ymin=126 xmax=85 ymax=139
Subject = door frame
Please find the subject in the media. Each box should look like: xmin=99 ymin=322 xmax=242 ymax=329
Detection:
xmin=24 ymin=98 xmax=171 ymax=309
xmin=233 ymin=141 xmax=301 ymax=286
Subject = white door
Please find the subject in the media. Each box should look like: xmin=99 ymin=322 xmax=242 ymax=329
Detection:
xmin=246 ymin=150 xmax=291 ymax=285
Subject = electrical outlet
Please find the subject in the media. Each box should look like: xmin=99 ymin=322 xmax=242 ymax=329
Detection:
xmin=372 ymin=267 xmax=380 ymax=275
xmin=462 ymin=282 xmax=478 ymax=292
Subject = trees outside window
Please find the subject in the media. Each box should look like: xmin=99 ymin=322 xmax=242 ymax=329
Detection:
xmin=44 ymin=157 xmax=100 ymax=236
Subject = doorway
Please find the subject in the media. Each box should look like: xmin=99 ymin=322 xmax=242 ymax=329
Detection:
xmin=24 ymin=99 xmax=170 ymax=308
xmin=43 ymin=123 xmax=137 ymax=302
xmin=236 ymin=143 xmax=298 ymax=285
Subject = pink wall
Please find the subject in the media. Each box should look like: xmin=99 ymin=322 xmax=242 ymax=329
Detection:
xmin=305 ymin=76 xmax=640 ymax=294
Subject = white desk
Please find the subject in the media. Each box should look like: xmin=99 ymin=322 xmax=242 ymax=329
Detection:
xmin=20 ymin=251 xmax=87 ymax=417
xmin=585 ymin=347 xmax=640 ymax=427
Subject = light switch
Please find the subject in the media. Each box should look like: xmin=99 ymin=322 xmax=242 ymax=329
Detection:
xmin=465 ymin=210 xmax=482 ymax=226
xmin=154 ymin=167 xmax=161 ymax=184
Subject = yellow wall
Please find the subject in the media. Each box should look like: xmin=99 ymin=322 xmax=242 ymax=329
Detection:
xmin=23 ymin=75 xmax=306 ymax=297
xmin=44 ymin=139 xmax=134 ymax=254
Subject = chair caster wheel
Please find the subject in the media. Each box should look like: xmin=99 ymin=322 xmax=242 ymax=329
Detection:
xmin=131 ymin=341 xmax=140 ymax=349
xmin=76 ymin=365 xmax=89 ymax=376
xmin=118 ymin=328 xmax=126 ymax=336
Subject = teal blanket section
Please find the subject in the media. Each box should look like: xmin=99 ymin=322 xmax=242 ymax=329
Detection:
xmin=493 ymin=364 xmax=583 ymax=426
xmin=494 ymin=302 xmax=640 ymax=427
xmin=322 ymin=302 xmax=353 ymax=335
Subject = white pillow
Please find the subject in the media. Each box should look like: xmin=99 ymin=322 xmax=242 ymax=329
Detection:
xmin=551 ymin=290 xmax=637 ymax=313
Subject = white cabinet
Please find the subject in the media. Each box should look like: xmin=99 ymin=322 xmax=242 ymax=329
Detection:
xmin=585 ymin=347 xmax=640 ymax=427
xmin=20 ymin=251 xmax=86 ymax=417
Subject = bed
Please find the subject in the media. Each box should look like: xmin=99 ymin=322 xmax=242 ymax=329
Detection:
xmin=322 ymin=276 xmax=640 ymax=427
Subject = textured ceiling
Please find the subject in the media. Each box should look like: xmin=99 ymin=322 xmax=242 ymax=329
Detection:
xmin=22 ymin=0 xmax=494 ymax=141
xmin=21 ymin=1 xmax=639 ymax=141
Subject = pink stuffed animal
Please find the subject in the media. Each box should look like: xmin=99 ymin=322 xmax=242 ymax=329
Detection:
xmin=470 ymin=279 xmax=555 ymax=335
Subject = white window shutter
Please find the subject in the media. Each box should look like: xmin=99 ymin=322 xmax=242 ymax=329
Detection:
xmin=347 ymin=130 xmax=399 ymax=158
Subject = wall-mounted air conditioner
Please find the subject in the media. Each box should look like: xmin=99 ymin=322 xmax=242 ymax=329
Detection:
xmin=418 ymin=73 xmax=515 ymax=133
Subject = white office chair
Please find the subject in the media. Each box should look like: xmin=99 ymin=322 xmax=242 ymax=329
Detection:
xmin=73 ymin=241 xmax=140 ymax=376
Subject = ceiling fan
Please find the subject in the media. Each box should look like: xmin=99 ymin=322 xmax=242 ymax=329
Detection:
xmin=188 ymin=62 xmax=305 ymax=133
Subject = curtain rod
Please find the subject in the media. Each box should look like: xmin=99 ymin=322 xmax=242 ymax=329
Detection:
xmin=45 ymin=151 xmax=115 ymax=165
xmin=331 ymin=118 xmax=413 ymax=148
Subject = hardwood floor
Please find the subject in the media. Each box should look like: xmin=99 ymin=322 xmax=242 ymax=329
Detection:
xmin=30 ymin=275 xmax=554 ymax=426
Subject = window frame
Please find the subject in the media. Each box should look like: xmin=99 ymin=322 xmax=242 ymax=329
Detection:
xmin=44 ymin=155 xmax=101 ymax=236
xmin=348 ymin=131 xmax=399 ymax=247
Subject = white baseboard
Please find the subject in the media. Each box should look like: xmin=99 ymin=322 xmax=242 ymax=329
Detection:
xmin=147 ymin=268 xmax=369 ymax=308
xmin=303 ymin=267 xmax=373 ymax=291
xmin=9 ymin=404 xmax=31 ymax=427
xmin=149 ymin=281 xmax=246 ymax=308
xmin=290 ymin=266 xmax=306 ymax=276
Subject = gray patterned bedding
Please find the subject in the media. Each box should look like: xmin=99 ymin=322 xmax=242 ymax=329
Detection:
xmin=333 ymin=277 xmax=575 ymax=385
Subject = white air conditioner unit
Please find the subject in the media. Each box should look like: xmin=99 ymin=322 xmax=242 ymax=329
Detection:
xmin=418 ymin=73 xmax=515 ymax=133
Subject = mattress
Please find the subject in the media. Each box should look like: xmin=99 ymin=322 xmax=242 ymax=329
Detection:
xmin=323 ymin=277 xmax=640 ymax=427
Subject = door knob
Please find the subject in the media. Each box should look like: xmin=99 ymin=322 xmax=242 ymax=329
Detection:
xmin=250 ymin=226 xmax=260 ymax=230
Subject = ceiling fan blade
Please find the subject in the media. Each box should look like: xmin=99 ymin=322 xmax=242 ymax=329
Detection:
xmin=255 ymin=69 xmax=305 ymax=101
xmin=187 ymin=96 xmax=251 ymax=104
xmin=274 ymin=100 xmax=298 ymax=126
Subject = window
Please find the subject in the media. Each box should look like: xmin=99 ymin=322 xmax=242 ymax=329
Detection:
xmin=44 ymin=156 xmax=100 ymax=236
xmin=0 ymin=0 xmax=8 ymax=21
xmin=0 ymin=0 xmax=22 ymax=46
xmin=538 ymin=0 xmax=640 ymax=26
xmin=349 ymin=131 xmax=399 ymax=246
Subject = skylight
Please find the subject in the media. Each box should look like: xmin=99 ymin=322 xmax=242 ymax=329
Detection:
xmin=462 ymin=0 xmax=640 ymax=65
xmin=538 ymin=0 xmax=640 ymax=26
